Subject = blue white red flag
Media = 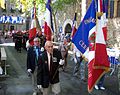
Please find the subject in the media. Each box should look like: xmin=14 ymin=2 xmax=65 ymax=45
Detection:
xmin=103 ymin=0 xmax=109 ymax=18
xmin=29 ymin=3 xmax=37 ymax=46
xmin=102 ymin=0 xmax=109 ymax=41
xmin=44 ymin=0 xmax=53 ymax=41
xmin=72 ymin=0 xmax=110 ymax=93
xmin=72 ymin=0 xmax=96 ymax=57
xmin=31 ymin=5 xmax=36 ymax=19
xmin=88 ymin=0 xmax=110 ymax=92
xmin=96 ymin=0 xmax=103 ymax=12
xmin=71 ymin=13 xmax=77 ymax=39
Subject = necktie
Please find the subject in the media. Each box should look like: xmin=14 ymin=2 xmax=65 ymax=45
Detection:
xmin=49 ymin=54 xmax=53 ymax=82
xmin=36 ymin=47 xmax=40 ymax=60
xmin=50 ymin=54 xmax=53 ymax=71
xmin=36 ymin=49 xmax=38 ymax=59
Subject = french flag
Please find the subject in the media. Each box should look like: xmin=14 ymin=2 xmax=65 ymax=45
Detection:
xmin=94 ymin=0 xmax=110 ymax=68
xmin=29 ymin=4 xmax=37 ymax=46
xmin=72 ymin=0 xmax=110 ymax=93
xmin=102 ymin=0 xmax=109 ymax=41
xmin=71 ymin=12 xmax=77 ymax=39
xmin=44 ymin=0 xmax=53 ymax=41
xmin=88 ymin=0 xmax=110 ymax=92
xmin=97 ymin=0 xmax=103 ymax=12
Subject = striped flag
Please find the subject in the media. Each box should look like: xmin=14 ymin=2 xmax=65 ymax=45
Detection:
xmin=29 ymin=2 xmax=37 ymax=46
xmin=89 ymin=0 xmax=110 ymax=92
xmin=72 ymin=0 xmax=96 ymax=58
xmin=72 ymin=0 xmax=110 ymax=93
xmin=102 ymin=0 xmax=109 ymax=41
xmin=71 ymin=13 xmax=77 ymax=39
xmin=97 ymin=0 xmax=103 ymax=12
xmin=44 ymin=0 xmax=53 ymax=41
xmin=103 ymin=0 xmax=109 ymax=18
xmin=0 ymin=0 xmax=5 ymax=9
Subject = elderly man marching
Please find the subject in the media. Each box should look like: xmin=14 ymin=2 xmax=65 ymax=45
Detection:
xmin=27 ymin=37 xmax=44 ymax=95
xmin=37 ymin=41 xmax=64 ymax=95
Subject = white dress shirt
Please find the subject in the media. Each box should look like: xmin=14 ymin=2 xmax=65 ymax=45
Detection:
xmin=47 ymin=52 xmax=51 ymax=71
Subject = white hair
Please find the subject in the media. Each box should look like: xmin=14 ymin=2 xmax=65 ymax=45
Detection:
xmin=33 ymin=37 xmax=40 ymax=42
xmin=45 ymin=41 xmax=53 ymax=47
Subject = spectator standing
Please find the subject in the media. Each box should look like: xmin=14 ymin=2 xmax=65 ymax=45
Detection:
xmin=14 ymin=31 xmax=23 ymax=52
xmin=58 ymin=38 xmax=68 ymax=71
xmin=72 ymin=45 xmax=86 ymax=82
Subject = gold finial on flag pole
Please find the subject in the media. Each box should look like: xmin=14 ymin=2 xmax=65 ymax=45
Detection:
xmin=96 ymin=12 xmax=103 ymax=17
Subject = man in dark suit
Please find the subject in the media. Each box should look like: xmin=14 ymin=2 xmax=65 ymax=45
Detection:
xmin=37 ymin=41 xmax=64 ymax=95
xmin=27 ymin=37 xmax=44 ymax=95
xmin=36 ymin=28 xmax=46 ymax=47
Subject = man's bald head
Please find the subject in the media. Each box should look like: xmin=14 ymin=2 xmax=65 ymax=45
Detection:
xmin=45 ymin=41 xmax=53 ymax=54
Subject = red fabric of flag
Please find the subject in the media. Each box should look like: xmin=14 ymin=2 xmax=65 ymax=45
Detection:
xmin=71 ymin=13 xmax=77 ymax=38
xmin=44 ymin=22 xmax=52 ymax=41
xmin=29 ymin=28 xmax=36 ymax=45
xmin=29 ymin=3 xmax=37 ymax=46
xmin=44 ymin=0 xmax=53 ymax=41
xmin=88 ymin=0 xmax=110 ymax=93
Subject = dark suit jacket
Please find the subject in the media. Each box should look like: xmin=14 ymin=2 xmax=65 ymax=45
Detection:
xmin=27 ymin=46 xmax=40 ymax=73
xmin=37 ymin=48 xmax=62 ymax=88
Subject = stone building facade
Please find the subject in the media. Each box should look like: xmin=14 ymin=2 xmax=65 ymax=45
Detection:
xmin=0 ymin=0 xmax=25 ymax=33
xmin=55 ymin=3 xmax=81 ymax=35
xmin=1 ymin=0 xmax=120 ymax=48
xmin=56 ymin=0 xmax=120 ymax=48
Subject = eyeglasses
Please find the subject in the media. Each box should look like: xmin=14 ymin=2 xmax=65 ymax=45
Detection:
xmin=34 ymin=40 xmax=40 ymax=42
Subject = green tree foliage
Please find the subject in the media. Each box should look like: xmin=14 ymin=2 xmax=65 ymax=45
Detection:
xmin=52 ymin=0 xmax=78 ymax=12
xmin=12 ymin=0 xmax=81 ymax=16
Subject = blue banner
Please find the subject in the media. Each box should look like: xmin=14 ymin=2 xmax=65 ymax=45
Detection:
xmin=72 ymin=0 xmax=96 ymax=54
xmin=0 ymin=15 xmax=24 ymax=24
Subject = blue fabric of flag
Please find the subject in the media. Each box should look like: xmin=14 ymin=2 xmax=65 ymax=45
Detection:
xmin=72 ymin=0 xmax=96 ymax=54
xmin=46 ymin=0 xmax=54 ymax=32
xmin=103 ymin=0 xmax=109 ymax=18
xmin=110 ymin=1 xmax=114 ymax=18
xmin=46 ymin=0 xmax=51 ymax=12
xmin=31 ymin=8 xmax=34 ymax=19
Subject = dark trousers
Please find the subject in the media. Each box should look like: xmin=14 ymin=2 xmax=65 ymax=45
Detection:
xmin=97 ymin=75 xmax=105 ymax=87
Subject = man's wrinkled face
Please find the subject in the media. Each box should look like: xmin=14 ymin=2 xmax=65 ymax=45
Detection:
xmin=45 ymin=41 xmax=53 ymax=54
xmin=34 ymin=38 xmax=40 ymax=47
